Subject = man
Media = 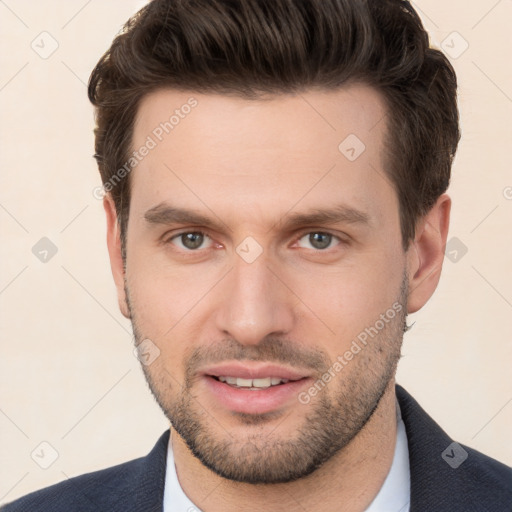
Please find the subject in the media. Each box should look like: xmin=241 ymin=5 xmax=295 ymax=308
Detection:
xmin=2 ymin=0 xmax=511 ymax=510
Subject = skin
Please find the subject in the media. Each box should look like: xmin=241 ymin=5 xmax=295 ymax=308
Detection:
xmin=104 ymin=85 xmax=450 ymax=511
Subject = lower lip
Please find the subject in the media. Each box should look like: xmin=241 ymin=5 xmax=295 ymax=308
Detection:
xmin=203 ymin=376 xmax=311 ymax=415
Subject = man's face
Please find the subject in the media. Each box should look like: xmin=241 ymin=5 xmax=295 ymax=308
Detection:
xmin=118 ymin=85 xmax=410 ymax=483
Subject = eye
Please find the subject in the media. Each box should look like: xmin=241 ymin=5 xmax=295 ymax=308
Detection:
xmin=296 ymin=232 xmax=341 ymax=250
xmin=168 ymin=231 xmax=213 ymax=251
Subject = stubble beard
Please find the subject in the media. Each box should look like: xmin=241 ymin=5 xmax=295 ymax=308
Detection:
xmin=126 ymin=276 xmax=408 ymax=484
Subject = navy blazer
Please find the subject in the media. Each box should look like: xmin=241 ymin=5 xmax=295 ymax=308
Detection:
xmin=2 ymin=385 xmax=511 ymax=511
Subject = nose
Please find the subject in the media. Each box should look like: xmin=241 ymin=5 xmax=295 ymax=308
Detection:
xmin=213 ymin=253 xmax=295 ymax=346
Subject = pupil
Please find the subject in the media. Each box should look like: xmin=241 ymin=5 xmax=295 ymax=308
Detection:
xmin=310 ymin=233 xmax=331 ymax=249
xmin=182 ymin=232 xmax=203 ymax=249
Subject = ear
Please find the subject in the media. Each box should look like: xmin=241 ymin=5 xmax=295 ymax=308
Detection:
xmin=103 ymin=194 xmax=131 ymax=319
xmin=406 ymin=193 xmax=451 ymax=314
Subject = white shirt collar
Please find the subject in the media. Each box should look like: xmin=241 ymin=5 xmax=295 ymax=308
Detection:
xmin=163 ymin=435 xmax=198 ymax=512
xmin=163 ymin=403 xmax=410 ymax=512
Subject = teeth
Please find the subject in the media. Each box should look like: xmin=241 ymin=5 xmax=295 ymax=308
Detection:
xmin=252 ymin=378 xmax=271 ymax=388
xmin=217 ymin=376 xmax=289 ymax=388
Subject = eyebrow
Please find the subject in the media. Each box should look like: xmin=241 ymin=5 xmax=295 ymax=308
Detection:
xmin=143 ymin=202 xmax=371 ymax=232
xmin=144 ymin=204 xmax=226 ymax=230
xmin=276 ymin=205 xmax=371 ymax=230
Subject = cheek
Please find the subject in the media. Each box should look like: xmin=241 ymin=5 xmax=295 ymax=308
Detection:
xmin=288 ymin=247 xmax=404 ymax=346
xmin=126 ymin=260 xmax=223 ymax=343
xmin=127 ymin=277 xmax=197 ymax=379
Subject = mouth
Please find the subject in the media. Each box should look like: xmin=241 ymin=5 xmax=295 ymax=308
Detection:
xmin=211 ymin=375 xmax=296 ymax=389
xmin=201 ymin=363 xmax=312 ymax=414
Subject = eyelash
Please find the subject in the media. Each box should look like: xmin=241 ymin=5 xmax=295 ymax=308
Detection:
xmin=164 ymin=229 xmax=347 ymax=252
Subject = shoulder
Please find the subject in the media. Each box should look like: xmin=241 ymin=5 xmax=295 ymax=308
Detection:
xmin=1 ymin=459 xmax=141 ymax=512
xmin=396 ymin=385 xmax=512 ymax=511
xmin=1 ymin=431 xmax=169 ymax=512
xmin=456 ymin=443 xmax=512 ymax=507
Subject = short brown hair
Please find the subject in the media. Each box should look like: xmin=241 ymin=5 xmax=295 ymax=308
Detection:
xmin=88 ymin=0 xmax=460 ymax=251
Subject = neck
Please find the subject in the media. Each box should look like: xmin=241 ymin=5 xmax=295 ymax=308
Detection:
xmin=171 ymin=380 xmax=398 ymax=512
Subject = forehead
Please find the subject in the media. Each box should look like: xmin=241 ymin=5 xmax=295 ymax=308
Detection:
xmin=129 ymin=85 xmax=397 ymax=232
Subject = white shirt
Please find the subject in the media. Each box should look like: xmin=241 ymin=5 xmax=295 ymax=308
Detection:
xmin=163 ymin=404 xmax=411 ymax=512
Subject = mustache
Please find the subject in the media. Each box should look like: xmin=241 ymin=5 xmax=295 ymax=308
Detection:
xmin=185 ymin=336 xmax=330 ymax=375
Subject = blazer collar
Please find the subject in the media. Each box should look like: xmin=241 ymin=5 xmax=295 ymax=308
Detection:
xmin=104 ymin=430 xmax=169 ymax=512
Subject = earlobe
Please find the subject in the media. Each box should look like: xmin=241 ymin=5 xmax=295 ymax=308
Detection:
xmin=406 ymin=194 xmax=451 ymax=314
xmin=103 ymin=195 xmax=131 ymax=319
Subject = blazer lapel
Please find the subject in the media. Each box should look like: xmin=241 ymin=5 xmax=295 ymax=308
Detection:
xmin=85 ymin=430 xmax=170 ymax=512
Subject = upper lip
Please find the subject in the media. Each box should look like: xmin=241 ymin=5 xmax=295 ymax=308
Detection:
xmin=202 ymin=362 xmax=310 ymax=381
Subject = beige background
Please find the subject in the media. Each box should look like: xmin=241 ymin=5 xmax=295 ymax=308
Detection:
xmin=1 ymin=0 xmax=511 ymax=504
